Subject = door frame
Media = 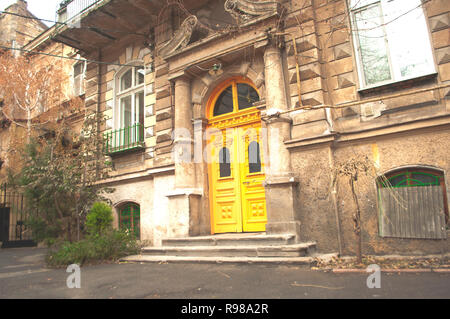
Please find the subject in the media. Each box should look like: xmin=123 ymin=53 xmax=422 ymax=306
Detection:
xmin=206 ymin=77 xmax=266 ymax=234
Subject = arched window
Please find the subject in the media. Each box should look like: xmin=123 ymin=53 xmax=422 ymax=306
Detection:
xmin=377 ymin=167 xmax=448 ymax=239
xmin=212 ymin=80 xmax=259 ymax=117
xmin=117 ymin=66 xmax=144 ymax=129
xmin=378 ymin=168 xmax=443 ymax=188
xmin=119 ymin=203 xmax=141 ymax=239
xmin=112 ymin=65 xmax=145 ymax=150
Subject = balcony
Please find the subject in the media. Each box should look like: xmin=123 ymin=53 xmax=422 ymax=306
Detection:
xmin=57 ymin=0 xmax=103 ymax=24
xmin=104 ymin=123 xmax=145 ymax=155
xmin=52 ymin=0 xmax=163 ymax=54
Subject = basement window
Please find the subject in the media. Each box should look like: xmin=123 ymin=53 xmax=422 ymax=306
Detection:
xmin=377 ymin=168 xmax=449 ymax=239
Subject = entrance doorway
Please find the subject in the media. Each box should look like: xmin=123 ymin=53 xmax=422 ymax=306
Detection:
xmin=207 ymin=77 xmax=267 ymax=233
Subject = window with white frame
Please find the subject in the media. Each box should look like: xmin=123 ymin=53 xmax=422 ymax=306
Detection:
xmin=349 ymin=0 xmax=436 ymax=89
xmin=116 ymin=66 xmax=144 ymax=129
xmin=73 ymin=61 xmax=85 ymax=97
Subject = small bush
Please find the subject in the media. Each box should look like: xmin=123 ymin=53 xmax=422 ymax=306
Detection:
xmin=46 ymin=229 xmax=140 ymax=267
xmin=85 ymin=202 xmax=113 ymax=237
xmin=26 ymin=216 xmax=61 ymax=245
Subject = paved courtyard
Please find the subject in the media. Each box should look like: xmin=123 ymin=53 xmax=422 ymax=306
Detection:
xmin=0 ymin=247 xmax=449 ymax=301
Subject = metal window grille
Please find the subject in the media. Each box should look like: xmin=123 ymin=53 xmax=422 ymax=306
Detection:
xmin=119 ymin=204 xmax=140 ymax=240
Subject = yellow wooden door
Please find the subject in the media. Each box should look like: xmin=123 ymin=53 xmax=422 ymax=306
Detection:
xmin=207 ymin=78 xmax=267 ymax=234
xmin=208 ymin=117 xmax=267 ymax=233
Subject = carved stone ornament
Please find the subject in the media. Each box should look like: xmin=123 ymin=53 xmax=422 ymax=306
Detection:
xmin=157 ymin=15 xmax=198 ymax=57
xmin=224 ymin=0 xmax=280 ymax=22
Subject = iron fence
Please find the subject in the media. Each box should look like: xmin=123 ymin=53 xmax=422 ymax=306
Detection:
xmin=0 ymin=184 xmax=37 ymax=248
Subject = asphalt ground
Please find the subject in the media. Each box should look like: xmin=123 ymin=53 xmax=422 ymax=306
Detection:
xmin=0 ymin=247 xmax=449 ymax=301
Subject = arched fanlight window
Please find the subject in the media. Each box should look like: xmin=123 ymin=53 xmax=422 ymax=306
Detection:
xmin=378 ymin=169 xmax=442 ymax=188
xmin=212 ymin=80 xmax=259 ymax=117
xmin=214 ymin=86 xmax=233 ymax=116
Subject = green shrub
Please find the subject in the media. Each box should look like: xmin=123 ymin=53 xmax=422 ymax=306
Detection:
xmin=26 ymin=216 xmax=61 ymax=245
xmin=85 ymin=202 xmax=113 ymax=237
xmin=46 ymin=229 xmax=140 ymax=267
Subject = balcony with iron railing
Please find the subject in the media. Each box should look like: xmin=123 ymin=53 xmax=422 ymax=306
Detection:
xmin=57 ymin=0 xmax=104 ymax=24
xmin=104 ymin=123 xmax=145 ymax=155
xmin=52 ymin=0 xmax=162 ymax=54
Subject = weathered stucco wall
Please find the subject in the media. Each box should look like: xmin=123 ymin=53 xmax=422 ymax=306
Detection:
xmin=105 ymin=172 xmax=175 ymax=246
xmin=107 ymin=178 xmax=155 ymax=243
xmin=291 ymin=145 xmax=340 ymax=252
xmin=290 ymin=127 xmax=450 ymax=256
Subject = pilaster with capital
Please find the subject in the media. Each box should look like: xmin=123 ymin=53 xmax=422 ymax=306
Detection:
xmin=166 ymin=74 xmax=202 ymax=237
xmin=262 ymin=44 xmax=301 ymax=240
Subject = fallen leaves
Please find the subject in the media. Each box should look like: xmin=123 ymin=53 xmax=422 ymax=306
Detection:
xmin=313 ymin=255 xmax=450 ymax=271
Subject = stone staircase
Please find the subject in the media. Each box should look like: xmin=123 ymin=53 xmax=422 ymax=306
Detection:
xmin=121 ymin=233 xmax=320 ymax=265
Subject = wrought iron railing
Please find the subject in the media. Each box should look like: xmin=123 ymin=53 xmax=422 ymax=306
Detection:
xmin=57 ymin=0 xmax=103 ymax=24
xmin=104 ymin=123 xmax=145 ymax=154
xmin=0 ymin=184 xmax=37 ymax=248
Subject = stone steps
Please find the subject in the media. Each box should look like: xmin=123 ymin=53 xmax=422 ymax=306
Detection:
xmin=120 ymin=233 xmax=320 ymax=264
xmin=142 ymin=242 xmax=316 ymax=257
xmin=161 ymin=233 xmax=296 ymax=247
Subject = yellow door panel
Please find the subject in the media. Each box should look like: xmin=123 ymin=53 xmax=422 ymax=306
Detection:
xmin=208 ymin=129 xmax=242 ymax=233
xmin=238 ymin=125 xmax=267 ymax=232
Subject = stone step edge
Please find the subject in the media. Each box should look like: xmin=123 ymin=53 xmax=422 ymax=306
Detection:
xmin=143 ymin=242 xmax=316 ymax=253
xmin=120 ymin=254 xmax=315 ymax=265
xmin=161 ymin=234 xmax=296 ymax=245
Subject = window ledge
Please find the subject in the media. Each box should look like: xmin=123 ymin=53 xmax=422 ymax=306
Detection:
xmin=357 ymin=73 xmax=438 ymax=96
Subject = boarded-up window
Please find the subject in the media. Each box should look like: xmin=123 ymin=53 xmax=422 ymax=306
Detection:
xmin=377 ymin=169 xmax=448 ymax=239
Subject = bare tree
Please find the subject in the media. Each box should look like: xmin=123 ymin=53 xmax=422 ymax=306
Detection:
xmin=0 ymin=52 xmax=66 ymax=143
xmin=332 ymin=155 xmax=374 ymax=264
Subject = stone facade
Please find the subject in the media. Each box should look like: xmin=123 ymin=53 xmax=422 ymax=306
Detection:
xmin=46 ymin=0 xmax=449 ymax=255
xmin=0 ymin=1 xmax=47 ymax=49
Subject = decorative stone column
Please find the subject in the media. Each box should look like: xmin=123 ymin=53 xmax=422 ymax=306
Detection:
xmin=166 ymin=74 xmax=202 ymax=238
xmin=173 ymin=75 xmax=196 ymax=188
xmin=263 ymin=44 xmax=301 ymax=240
